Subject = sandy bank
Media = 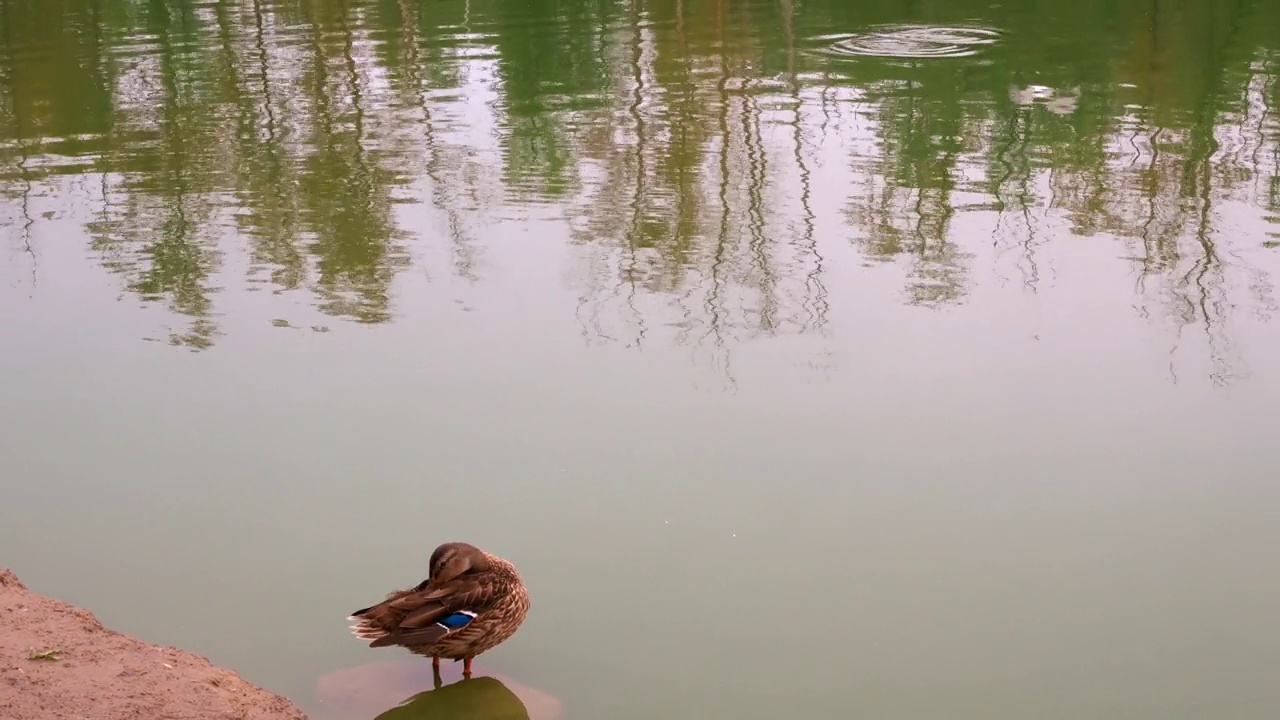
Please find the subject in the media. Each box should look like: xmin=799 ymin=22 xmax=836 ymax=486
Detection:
xmin=1 ymin=568 xmax=308 ymax=720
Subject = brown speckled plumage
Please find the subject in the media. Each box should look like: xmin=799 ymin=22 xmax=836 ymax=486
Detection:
xmin=347 ymin=542 xmax=530 ymax=676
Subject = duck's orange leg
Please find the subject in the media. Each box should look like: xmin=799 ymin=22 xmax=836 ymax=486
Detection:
xmin=432 ymin=656 xmax=440 ymax=671
xmin=463 ymin=657 xmax=473 ymax=677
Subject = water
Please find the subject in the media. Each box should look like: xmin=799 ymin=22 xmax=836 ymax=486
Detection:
xmin=1 ymin=0 xmax=1278 ymax=718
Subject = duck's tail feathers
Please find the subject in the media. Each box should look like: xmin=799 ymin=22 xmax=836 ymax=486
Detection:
xmin=347 ymin=615 xmax=390 ymax=643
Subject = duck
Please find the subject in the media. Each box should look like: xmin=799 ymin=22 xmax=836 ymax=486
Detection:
xmin=347 ymin=541 xmax=531 ymax=677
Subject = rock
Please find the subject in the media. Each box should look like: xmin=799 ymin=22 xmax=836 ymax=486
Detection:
xmin=313 ymin=659 xmax=562 ymax=720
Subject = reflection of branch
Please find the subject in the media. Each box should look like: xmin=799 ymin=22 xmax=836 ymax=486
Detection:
xmin=396 ymin=0 xmax=478 ymax=282
xmin=246 ymin=0 xmax=303 ymax=290
xmin=791 ymin=100 xmax=827 ymax=331
xmin=1268 ymin=57 xmax=1280 ymax=216
xmin=779 ymin=0 xmax=827 ymax=333
xmin=1242 ymin=58 xmax=1277 ymax=320
xmin=993 ymin=109 xmax=1042 ymax=292
xmin=574 ymin=250 xmax=621 ymax=347
xmin=794 ymin=124 xmax=827 ymax=331
xmin=297 ymin=2 xmax=408 ymax=324
xmin=133 ymin=6 xmax=218 ymax=348
xmin=1186 ymin=121 xmax=1235 ymax=385
xmin=670 ymin=0 xmax=701 ymax=349
xmin=17 ymin=140 xmax=37 ymax=289
xmin=252 ymin=0 xmax=277 ymax=143
xmin=742 ymin=82 xmax=775 ymax=333
xmin=340 ymin=8 xmax=369 ymax=220
xmin=702 ymin=0 xmax=734 ymax=388
xmin=990 ymin=111 xmax=1019 ymax=286
xmin=846 ymin=79 xmax=969 ymax=308
xmin=1136 ymin=125 xmax=1164 ymax=299
xmin=2 ymin=7 xmax=38 ymax=290
xmin=624 ymin=0 xmax=648 ymax=349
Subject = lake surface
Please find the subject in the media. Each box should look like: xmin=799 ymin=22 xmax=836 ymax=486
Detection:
xmin=2 ymin=0 xmax=1279 ymax=718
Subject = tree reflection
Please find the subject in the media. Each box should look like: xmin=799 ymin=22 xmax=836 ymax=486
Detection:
xmin=0 ymin=0 xmax=1276 ymax=381
xmin=88 ymin=0 xmax=225 ymax=349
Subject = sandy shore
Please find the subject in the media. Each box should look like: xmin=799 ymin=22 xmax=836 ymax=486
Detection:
xmin=1 ymin=568 xmax=308 ymax=720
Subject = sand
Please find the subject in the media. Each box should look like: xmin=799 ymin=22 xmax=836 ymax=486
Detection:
xmin=0 ymin=568 xmax=309 ymax=720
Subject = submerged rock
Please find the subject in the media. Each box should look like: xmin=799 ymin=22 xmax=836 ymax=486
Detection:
xmin=314 ymin=660 xmax=561 ymax=720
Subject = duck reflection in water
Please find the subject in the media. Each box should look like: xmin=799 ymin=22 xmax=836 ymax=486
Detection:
xmin=372 ymin=676 xmax=531 ymax=720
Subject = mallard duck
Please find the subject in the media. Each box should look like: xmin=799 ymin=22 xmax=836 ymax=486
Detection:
xmin=348 ymin=542 xmax=531 ymax=677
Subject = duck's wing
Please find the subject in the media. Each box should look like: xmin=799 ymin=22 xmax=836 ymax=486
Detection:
xmin=348 ymin=574 xmax=510 ymax=648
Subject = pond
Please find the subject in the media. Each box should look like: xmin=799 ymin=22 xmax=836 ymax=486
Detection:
xmin=1 ymin=0 xmax=1278 ymax=718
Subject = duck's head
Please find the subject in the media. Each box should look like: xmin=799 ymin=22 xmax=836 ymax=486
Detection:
xmin=427 ymin=541 xmax=490 ymax=585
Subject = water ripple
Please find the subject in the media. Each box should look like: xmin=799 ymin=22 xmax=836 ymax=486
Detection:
xmin=813 ymin=25 xmax=1001 ymax=59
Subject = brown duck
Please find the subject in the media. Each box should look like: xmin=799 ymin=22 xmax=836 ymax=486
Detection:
xmin=348 ymin=542 xmax=531 ymax=677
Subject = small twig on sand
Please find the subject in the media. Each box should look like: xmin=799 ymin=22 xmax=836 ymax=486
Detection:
xmin=27 ymin=648 xmax=63 ymax=661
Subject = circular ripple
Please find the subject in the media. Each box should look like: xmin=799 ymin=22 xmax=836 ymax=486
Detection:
xmin=815 ymin=25 xmax=1001 ymax=59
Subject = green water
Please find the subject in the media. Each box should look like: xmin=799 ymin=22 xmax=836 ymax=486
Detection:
xmin=2 ymin=0 xmax=1279 ymax=718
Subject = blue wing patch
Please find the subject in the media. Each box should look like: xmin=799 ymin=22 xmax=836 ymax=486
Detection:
xmin=438 ymin=611 xmax=477 ymax=629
